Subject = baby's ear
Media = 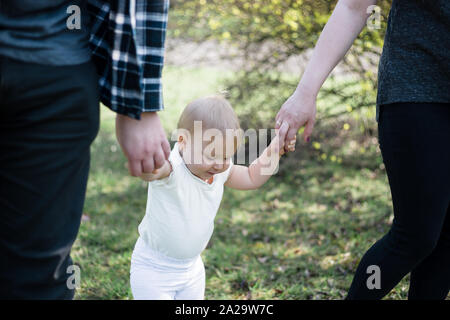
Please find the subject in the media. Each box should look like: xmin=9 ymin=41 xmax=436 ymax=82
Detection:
xmin=177 ymin=135 xmax=185 ymax=150
xmin=174 ymin=128 xmax=187 ymax=145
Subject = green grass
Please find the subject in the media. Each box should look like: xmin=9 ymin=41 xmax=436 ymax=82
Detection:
xmin=72 ymin=65 xmax=415 ymax=300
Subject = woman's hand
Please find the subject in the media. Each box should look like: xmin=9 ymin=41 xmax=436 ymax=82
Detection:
xmin=275 ymin=86 xmax=317 ymax=151
xmin=275 ymin=0 xmax=378 ymax=152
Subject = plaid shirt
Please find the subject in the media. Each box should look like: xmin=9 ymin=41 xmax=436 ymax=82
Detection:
xmin=87 ymin=0 xmax=169 ymax=120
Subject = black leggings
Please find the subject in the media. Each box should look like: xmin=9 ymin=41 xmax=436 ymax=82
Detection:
xmin=347 ymin=102 xmax=450 ymax=300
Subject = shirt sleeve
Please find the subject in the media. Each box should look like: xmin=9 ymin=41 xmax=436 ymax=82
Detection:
xmin=132 ymin=0 xmax=169 ymax=116
xmin=88 ymin=0 xmax=169 ymax=120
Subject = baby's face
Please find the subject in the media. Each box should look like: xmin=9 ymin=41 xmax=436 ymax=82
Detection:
xmin=179 ymin=137 xmax=236 ymax=181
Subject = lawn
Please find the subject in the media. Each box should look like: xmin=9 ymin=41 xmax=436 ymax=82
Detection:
xmin=72 ymin=65 xmax=412 ymax=300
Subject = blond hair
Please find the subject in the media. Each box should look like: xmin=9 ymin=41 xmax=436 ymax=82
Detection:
xmin=177 ymin=95 xmax=243 ymax=154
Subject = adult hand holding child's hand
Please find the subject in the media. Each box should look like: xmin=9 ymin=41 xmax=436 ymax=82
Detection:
xmin=270 ymin=126 xmax=296 ymax=156
xmin=275 ymin=85 xmax=317 ymax=151
xmin=116 ymin=112 xmax=171 ymax=177
xmin=140 ymin=168 xmax=162 ymax=182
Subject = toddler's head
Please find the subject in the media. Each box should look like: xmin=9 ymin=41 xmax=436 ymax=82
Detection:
xmin=176 ymin=95 xmax=242 ymax=181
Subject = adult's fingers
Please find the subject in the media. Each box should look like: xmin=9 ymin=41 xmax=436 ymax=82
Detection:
xmin=161 ymin=138 xmax=171 ymax=160
xmin=142 ymin=156 xmax=155 ymax=175
xmin=277 ymin=121 xmax=289 ymax=149
xmin=275 ymin=111 xmax=283 ymax=129
xmin=153 ymin=149 xmax=166 ymax=170
xmin=128 ymin=159 xmax=143 ymax=177
xmin=303 ymin=118 xmax=315 ymax=142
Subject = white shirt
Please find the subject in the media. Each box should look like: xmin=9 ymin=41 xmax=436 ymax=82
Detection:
xmin=138 ymin=142 xmax=233 ymax=260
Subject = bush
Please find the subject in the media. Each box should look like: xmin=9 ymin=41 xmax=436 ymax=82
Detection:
xmin=169 ymin=0 xmax=391 ymax=131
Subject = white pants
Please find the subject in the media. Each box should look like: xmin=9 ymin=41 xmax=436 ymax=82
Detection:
xmin=130 ymin=237 xmax=205 ymax=300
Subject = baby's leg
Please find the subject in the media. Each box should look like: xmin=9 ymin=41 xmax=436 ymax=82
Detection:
xmin=130 ymin=238 xmax=180 ymax=300
xmin=175 ymin=256 xmax=205 ymax=300
xmin=130 ymin=266 xmax=176 ymax=300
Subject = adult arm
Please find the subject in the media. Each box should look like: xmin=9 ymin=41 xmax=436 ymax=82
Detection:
xmin=115 ymin=0 xmax=171 ymax=176
xmin=275 ymin=0 xmax=378 ymax=150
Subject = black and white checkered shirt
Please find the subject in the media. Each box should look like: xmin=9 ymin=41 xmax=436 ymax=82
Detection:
xmin=88 ymin=0 xmax=169 ymax=119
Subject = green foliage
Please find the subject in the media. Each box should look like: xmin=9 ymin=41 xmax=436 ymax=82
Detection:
xmin=169 ymin=0 xmax=391 ymax=132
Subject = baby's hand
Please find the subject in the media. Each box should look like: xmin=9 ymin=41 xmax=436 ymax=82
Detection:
xmin=280 ymin=136 xmax=296 ymax=155
xmin=140 ymin=168 xmax=161 ymax=182
xmin=270 ymin=134 xmax=296 ymax=156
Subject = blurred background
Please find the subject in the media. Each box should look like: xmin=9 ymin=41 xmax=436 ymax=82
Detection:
xmin=73 ymin=0 xmax=413 ymax=299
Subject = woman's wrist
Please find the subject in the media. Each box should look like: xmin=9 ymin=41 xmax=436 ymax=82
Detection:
xmin=295 ymin=81 xmax=319 ymax=101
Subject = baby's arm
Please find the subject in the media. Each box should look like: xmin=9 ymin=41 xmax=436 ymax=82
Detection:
xmin=225 ymin=135 xmax=295 ymax=190
xmin=139 ymin=160 xmax=173 ymax=182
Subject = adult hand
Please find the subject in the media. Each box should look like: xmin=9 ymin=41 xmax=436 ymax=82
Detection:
xmin=275 ymin=86 xmax=317 ymax=152
xmin=116 ymin=112 xmax=171 ymax=177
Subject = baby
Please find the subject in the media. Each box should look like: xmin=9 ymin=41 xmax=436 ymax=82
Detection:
xmin=130 ymin=96 xmax=295 ymax=300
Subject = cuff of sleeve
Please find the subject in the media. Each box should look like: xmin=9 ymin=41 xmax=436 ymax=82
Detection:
xmin=142 ymin=86 xmax=164 ymax=113
xmin=101 ymin=91 xmax=164 ymax=120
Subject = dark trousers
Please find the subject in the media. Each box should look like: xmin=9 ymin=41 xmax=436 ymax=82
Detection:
xmin=347 ymin=102 xmax=450 ymax=299
xmin=0 ymin=57 xmax=100 ymax=299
